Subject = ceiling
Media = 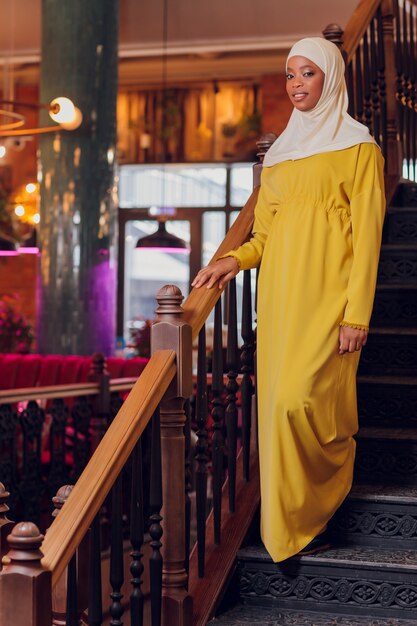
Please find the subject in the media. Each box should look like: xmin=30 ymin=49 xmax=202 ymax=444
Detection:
xmin=0 ymin=0 xmax=359 ymax=85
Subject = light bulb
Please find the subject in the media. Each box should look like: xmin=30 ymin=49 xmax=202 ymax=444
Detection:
xmin=26 ymin=183 xmax=36 ymax=193
xmin=0 ymin=146 xmax=6 ymax=158
xmin=33 ymin=213 xmax=40 ymax=224
xmin=60 ymin=107 xmax=83 ymax=131
xmin=15 ymin=205 xmax=25 ymax=217
xmin=49 ymin=97 xmax=78 ymax=125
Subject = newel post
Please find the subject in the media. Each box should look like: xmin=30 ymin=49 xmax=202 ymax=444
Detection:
xmin=151 ymin=285 xmax=193 ymax=626
xmin=0 ymin=522 xmax=52 ymax=626
xmin=253 ymin=133 xmax=277 ymax=188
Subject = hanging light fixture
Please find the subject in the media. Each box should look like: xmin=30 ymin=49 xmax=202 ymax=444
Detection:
xmin=0 ymin=96 xmax=83 ymax=137
xmin=135 ymin=0 xmax=190 ymax=255
xmin=135 ymin=219 xmax=189 ymax=253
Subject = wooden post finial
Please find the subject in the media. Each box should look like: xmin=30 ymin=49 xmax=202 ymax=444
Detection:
xmin=52 ymin=485 xmax=74 ymax=519
xmin=6 ymin=522 xmax=44 ymax=562
xmin=90 ymin=352 xmax=107 ymax=377
xmin=155 ymin=285 xmax=184 ymax=317
xmin=323 ymin=23 xmax=344 ymax=49
xmin=253 ymin=133 xmax=277 ymax=188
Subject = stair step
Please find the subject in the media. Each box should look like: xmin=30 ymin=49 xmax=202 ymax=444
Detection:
xmin=330 ymin=483 xmax=417 ymax=548
xmin=384 ymin=209 xmax=417 ymax=245
xmin=210 ymin=604 xmax=417 ymax=625
xmin=391 ymin=182 xmax=417 ymax=208
xmin=358 ymin=329 xmax=417 ymax=376
xmin=355 ymin=427 xmax=417 ymax=485
xmin=357 ymin=376 xmax=417 ymax=427
xmin=236 ymin=543 xmax=417 ymax=619
xmin=377 ymin=246 xmax=417 ymax=284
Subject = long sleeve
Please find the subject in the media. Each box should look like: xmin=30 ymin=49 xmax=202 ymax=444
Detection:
xmin=220 ymin=169 xmax=278 ymax=270
xmin=341 ymin=144 xmax=386 ymax=330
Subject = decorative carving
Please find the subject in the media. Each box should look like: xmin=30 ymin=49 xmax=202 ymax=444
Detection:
xmin=387 ymin=214 xmax=417 ymax=243
xmin=357 ymin=382 xmax=417 ymax=425
xmin=359 ymin=338 xmax=417 ymax=376
xmin=0 ymin=403 xmax=19 ymax=516
xmin=355 ymin=439 xmax=417 ymax=481
xmin=378 ymin=254 xmax=417 ymax=282
xmin=209 ymin=603 xmax=417 ymax=625
xmin=371 ymin=290 xmax=417 ymax=327
xmin=239 ymin=565 xmax=417 ymax=610
xmin=332 ymin=508 xmax=417 ymax=540
xmin=19 ymin=400 xmax=45 ymax=525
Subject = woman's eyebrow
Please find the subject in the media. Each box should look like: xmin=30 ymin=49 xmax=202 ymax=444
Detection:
xmin=287 ymin=64 xmax=315 ymax=72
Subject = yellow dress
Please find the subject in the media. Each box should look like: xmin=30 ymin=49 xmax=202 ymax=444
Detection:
xmin=225 ymin=143 xmax=386 ymax=562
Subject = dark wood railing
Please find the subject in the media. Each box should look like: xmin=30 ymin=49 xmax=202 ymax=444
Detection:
xmin=0 ymin=1 xmax=413 ymax=623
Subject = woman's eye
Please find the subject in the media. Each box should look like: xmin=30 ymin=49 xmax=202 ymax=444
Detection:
xmin=304 ymin=71 xmax=314 ymax=77
xmin=286 ymin=74 xmax=294 ymax=80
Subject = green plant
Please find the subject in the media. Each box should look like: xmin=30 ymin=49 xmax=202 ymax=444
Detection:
xmin=0 ymin=295 xmax=34 ymax=353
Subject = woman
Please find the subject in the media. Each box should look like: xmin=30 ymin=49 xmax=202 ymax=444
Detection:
xmin=192 ymin=37 xmax=385 ymax=562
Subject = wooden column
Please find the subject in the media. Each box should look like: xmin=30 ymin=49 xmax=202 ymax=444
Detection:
xmin=151 ymin=285 xmax=193 ymax=626
xmin=0 ymin=522 xmax=52 ymax=626
xmin=381 ymin=0 xmax=403 ymax=191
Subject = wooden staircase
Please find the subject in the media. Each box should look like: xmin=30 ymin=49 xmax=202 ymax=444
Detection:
xmin=208 ymin=186 xmax=417 ymax=624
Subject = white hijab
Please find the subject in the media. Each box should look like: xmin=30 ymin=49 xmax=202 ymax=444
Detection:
xmin=263 ymin=37 xmax=377 ymax=167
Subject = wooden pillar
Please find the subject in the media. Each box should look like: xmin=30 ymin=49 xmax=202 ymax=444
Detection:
xmin=381 ymin=0 xmax=403 ymax=187
xmin=151 ymin=285 xmax=193 ymax=626
xmin=0 ymin=522 xmax=52 ymax=626
xmin=38 ymin=0 xmax=119 ymax=355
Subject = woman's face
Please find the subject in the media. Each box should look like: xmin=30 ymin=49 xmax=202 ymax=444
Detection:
xmin=286 ymin=55 xmax=325 ymax=111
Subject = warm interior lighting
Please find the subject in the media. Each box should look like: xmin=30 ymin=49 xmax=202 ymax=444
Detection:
xmin=49 ymin=97 xmax=82 ymax=130
xmin=33 ymin=213 xmax=40 ymax=224
xmin=0 ymin=97 xmax=83 ymax=137
xmin=25 ymin=183 xmax=36 ymax=193
xmin=135 ymin=221 xmax=190 ymax=253
xmin=14 ymin=205 xmax=25 ymax=217
xmin=0 ymin=146 xmax=6 ymax=158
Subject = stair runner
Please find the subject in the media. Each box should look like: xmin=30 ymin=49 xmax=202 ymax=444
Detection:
xmin=209 ymin=182 xmax=417 ymax=625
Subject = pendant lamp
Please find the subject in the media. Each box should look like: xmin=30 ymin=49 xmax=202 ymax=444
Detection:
xmin=135 ymin=220 xmax=189 ymax=253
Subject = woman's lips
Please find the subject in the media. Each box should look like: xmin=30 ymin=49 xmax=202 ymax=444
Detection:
xmin=293 ymin=93 xmax=308 ymax=101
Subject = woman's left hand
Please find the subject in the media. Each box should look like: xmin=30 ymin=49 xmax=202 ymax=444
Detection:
xmin=339 ymin=326 xmax=368 ymax=354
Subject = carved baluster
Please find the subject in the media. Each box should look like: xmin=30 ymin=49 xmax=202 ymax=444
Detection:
xmin=72 ymin=396 xmax=92 ymax=480
xmin=211 ymin=298 xmax=225 ymax=544
xmin=48 ymin=399 xmax=69 ymax=499
xmin=51 ymin=485 xmax=73 ymax=626
xmin=0 ymin=483 xmax=13 ymax=563
xmin=20 ymin=400 xmax=45 ymax=525
xmin=370 ymin=18 xmax=381 ymax=145
xmin=149 ymin=407 xmax=163 ymax=626
xmin=381 ymin=0 xmax=402 ymax=180
xmin=130 ymin=439 xmax=144 ymax=626
xmin=184 ymin=398 xmax=192 ymax=583
xmin=151 ymin=285 xmax=193 ymax=625
xmin=363 ymin=29 xmax=373 ymax=132
xmin=253 ymin=133 xmax=277 ymax=187
xmin=393 ymin=0 xmax=404 ymax=143
xmin=88 ymin=352 xmax=111 ymax=449
xmin=355 ymin=45 xmax=364 ymax=123
xmin=226 ymin=278 xmax=239 ymax=513
xmin=377 ymin=6 xmax=388 ymax=161
xmin=0 ymin=404 xmax=18 ymax=519
xmin=347 ymin=61 xmax=355 ymax=118
xmin=195 ymin=325 xmax=208 ymax=578
xmin=241 ymin=270 xmax=254 ymax=482
xmin=109 ymin=474 xmax=124 ymax=626
xmin=88 ymin=515 xmax=103 ymax=626
xmin=0 ymin=522 xmax=52 ymax=626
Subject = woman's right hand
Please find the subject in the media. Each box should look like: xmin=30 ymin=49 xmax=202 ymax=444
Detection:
xmin=191 ymin=256 xmax=240 ymax=290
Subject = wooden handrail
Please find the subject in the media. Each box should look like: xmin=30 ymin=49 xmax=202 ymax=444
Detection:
xmin=0 ymin=382 xmax=100 ymax=403
xmin=41 ymin=349 xmax=176 ymax=586
xmin=183 ymin=186 xmax=259 ymax=340
xmin=343 ymin=0 xmax=382 ymax=62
